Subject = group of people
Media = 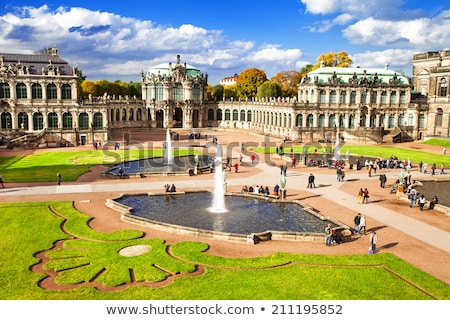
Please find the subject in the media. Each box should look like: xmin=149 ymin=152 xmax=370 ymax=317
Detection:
xmin=241 ymin=184 xmax=271 ymax=195
xmin=164 ymin=184 xmax=177 ymax=192
xmin=357 ymin=188 xmax=370 ymax=204
xmin=418 ymin=161 xmax=444 ymax=175
xmin=408 ymin=188 xmax=438 ymax=210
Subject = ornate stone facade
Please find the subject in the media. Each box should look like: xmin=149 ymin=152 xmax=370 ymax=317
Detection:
xmin=141 ymin=55 xmax=208 ymax=129
xmin=0 ymin=49 xmax=449 ymax=148
xmin=411 ymin=50 xmax=450 ymax=137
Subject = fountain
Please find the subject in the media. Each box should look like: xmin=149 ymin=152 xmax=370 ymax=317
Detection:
xmin=164 ymin=129 xmax=174 ymax=165
xmin=209 ymin=156 xmax=227 ymax=213
xmin=333 ymin=129 xmax=341 ymax=160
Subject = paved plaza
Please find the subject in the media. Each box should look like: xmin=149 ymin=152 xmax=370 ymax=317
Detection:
xmin=1 ymin=130 xmax=449 ymax=284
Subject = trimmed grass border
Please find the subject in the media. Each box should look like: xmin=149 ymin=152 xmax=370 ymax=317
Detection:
xmin=0 ymin=201 xmax=448 ymax=300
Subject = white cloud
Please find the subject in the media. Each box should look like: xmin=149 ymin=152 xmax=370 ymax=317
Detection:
xmin=351 ymin=48 xmax=415 ymax=75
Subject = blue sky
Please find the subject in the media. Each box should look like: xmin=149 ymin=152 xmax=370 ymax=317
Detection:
xmin=1 ymin=0 xmax=449 ymax=84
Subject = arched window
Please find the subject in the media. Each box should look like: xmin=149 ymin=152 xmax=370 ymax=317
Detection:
xmin=247 ymin=110 xmax=252 ymax=122
xmin=381 ymin=91 xmax=387 ymax=104
xmin=129 ymin=109 xmax=134 ymax=121
xmin=319 ymin=90 xmax=326 ymax=103
xmin=439 ymin=78 xmax=448 ymax=97
xmin=155 ymin=83 xmax=164 ymax=100
xmin=93 ymin=112 xmax=103 ymax=129
xmin=62 ymin=112 xmax=72 ymax=129
xmin=296 ymin=114 xmax=303 ymax=127
xmin=225 ymin=109 xmax=231 ymax=120
xmin=208 ymin=109 xmax=215 ymax=121
xmin=173 ymin=83 xmax=183 ymax=101
xmin=370 ymin=91 xmax=377 ymax=103
xmin=318 ymin=114 xmax=325 ymax=127
xmin=136 ymin=108 xmax=142 ymax=121
xmin=18 ymin=112 xmax=28 ymax=130
xmin=340 ymin=91 xmax=346 ymax=103
xmin=48 ymin=112 xmax=58 ymax=129
xmin=388 ymin=115 xmax=395 ymax=128
xmin=408 ymin=114 xmax=414 ymax=126
xmin=0 ymin=83 xmax=10 ymax=98
xmin=400 ymin=91 xmax=407 ymax=103
xmin=306 ymin=114 xmax=314 ymax=127
xmin=436 ymin=108 xmax=443 ymax=127
xmin=61 ymin=84 xmax=72 ymax=99
xmin=33 ymin=112 xmax=44 ymax=130
xmin=110 ymin=109 xmax=114 ymax=121
xmin=232 ymin=109 xmax=238 ymax=121
xmin=217 ymin=109 xmax=223 ymax=121
xmin=398 ymin=114 xmax=405 ymax=127
xmin=47 ymin=84 xmax=57 ymax=99
xmin=16 ymin=83 xmax=27 ymax=99
xmin=1 ymin=112 xmax=12 ymax=129
xmin=122 ymin=108 xmax=127 ymax=121
xmin=370 ymin=115 xmax=376 ymax=127
xmin=361 ymin=92 xmax=367 ymax=104
xmin=339 ymin=114 xmax=345 ymax=128
xmin=350 ymin=91 xmax=357 ymax=104
xmin=390 ymin=91 xmax=397 ymax=104
xmin=115 ymin=109 xmax=120 ymax=121
xmin=349 ymin=114 xmax=355 ymax=128
xmin=32 ymin=83 xmax=42 ymax=99
xmin=418 ymin=114 xmax=426 ymax=128
xmin=328 ymin=114 xmax=336 ymax=127
xmin=78 ymin=113 xmax=89 ymax=130
xmin=240 ymin=110 xmax=246 ymax=121
xmin=329 ymin=90 xmax=337 ymax=103
xmin=193 ymin=84 xmax=200 ymax=100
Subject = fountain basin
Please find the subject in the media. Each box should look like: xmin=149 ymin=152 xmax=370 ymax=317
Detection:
xmin=106 ymin=191 xmax=348 ymax=244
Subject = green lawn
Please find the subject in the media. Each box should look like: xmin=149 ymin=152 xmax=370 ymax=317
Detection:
xmin=0 ymin=201 xmax=448 ymax=300
xmin=0 ymin=148 xmax=198 ymax=183
xmin=0 ymin=140 xmax=449 ymax=300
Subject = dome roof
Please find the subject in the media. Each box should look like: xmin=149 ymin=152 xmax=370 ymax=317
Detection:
xmin=146 ymin=62 xmax=202 ymax=78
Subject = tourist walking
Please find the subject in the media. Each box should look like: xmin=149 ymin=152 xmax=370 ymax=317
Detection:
xmin=325 ymin=223 xmax=332 ymax=246
xmin=423 ymin=162 xmax=428 ymax=174
xmin=307 ymin=173 xmax=316 ymax=188
xmin=363 ymin=188 xmax=370 ymax=203
xmin=440 ymin=163 xmax=445 ymax=175
xmin=0 ymin=174 xmax=4 ymax=188
xmin=418 ymin=195 xmax=426 ymax=211
xmin=357 ymin=188 xmax=364 ymax=204
xmin=369 ymin=231 xmax=378 ymax=253
xmin=56 ymin=172 xmax=62 ymax=186
xmin=409 ymin=188 xmax=417 ymax=208
xmin=431 ymin=162 xmax=436 ymax=175
xmin=353 ymin=213 xmax=361 ymax=235
xmin=359 ymin=214 xmax=367 ymax=235
xmin=379 ymin=174 xmax=387 ymax=188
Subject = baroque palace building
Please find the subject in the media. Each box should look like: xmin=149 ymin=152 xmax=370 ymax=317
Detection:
xmin=0 ymin=48 xmax=449 ymax=148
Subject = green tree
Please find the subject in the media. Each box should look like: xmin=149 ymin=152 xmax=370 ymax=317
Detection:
xmin=95 ymin=80 xmax=110 ymax=96
xmin=235 ymin=68 xmax=267 ymax=99
xmin=80 ymin=80 xmax=97 ymax=97
xmin=313 ymin=51 xmax=352 ymax=69
xmin=271 ymin=70 xmax=302 ymax=97
xmin=211 ymin=84 xmax=224 ymax=101
xmin=224 ymin=84 xmax=238 ymax=100
xmin=300 ymin=64 xmax=314 ymax=79
xmin=257 ymin=80 xmax=282 ymax=98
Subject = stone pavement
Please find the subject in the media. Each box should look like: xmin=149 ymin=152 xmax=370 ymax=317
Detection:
xmin=1 ymin=155 xmax=450 ymax=254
